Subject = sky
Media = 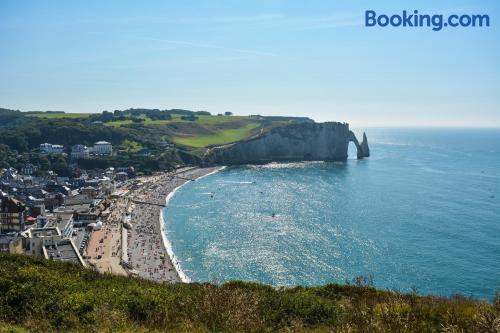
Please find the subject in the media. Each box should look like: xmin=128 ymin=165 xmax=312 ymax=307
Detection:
xmin=0 ymin=0 xmax=499 ymax=127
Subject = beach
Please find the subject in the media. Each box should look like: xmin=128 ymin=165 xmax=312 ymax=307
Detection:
xmin=122 ymin=167 xmax=222 ymax=282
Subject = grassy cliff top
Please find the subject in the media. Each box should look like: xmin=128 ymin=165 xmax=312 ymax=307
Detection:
xmin=0 ymin=254 xmax=498 ymax=332
xmin=1 ymin=108 xmax=309 ymax=150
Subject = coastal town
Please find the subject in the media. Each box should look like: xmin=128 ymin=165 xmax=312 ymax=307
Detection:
xmin=0 ymin=139 xmax=219 ymax=282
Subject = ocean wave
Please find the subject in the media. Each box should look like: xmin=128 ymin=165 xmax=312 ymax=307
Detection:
xmin=249 ymin=161 xmax=325 ymax=169
xmin=420 ymin=166 xmax=447 ymax=175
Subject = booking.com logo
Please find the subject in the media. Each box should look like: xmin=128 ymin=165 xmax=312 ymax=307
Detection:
xmin=365 ymin=10 xmax=490 ymax=31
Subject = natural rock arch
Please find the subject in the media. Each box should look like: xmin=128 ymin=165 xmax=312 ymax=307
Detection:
xmin=348 ymin=131 xmax=370 ymax=159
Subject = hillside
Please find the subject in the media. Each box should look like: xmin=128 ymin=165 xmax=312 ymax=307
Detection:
xmin=0 ymin=108 xmax=312 ymax=174
xmin=1 ymin=108 xmax=301 ymax=150
xmin=0 ymin=254 xmax=498 ymax=332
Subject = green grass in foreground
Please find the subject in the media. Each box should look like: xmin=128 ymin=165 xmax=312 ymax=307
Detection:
xmin=0 ymin=254 xmax=498 ymax=332
xmin=173 ymin=122 xmax=260 ymax=148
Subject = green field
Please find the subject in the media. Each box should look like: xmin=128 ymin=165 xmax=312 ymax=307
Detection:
xmin=104 ymin=119 xmax=134 ymax=127
xmin=27 ymin=112 xmax=93 ymax=119
xmin=173 ymin=122 xmax=260 ymax=147
xmin=103 ymin=114 xmax=263 ymax=148
xmin=105 ymin=118 xmax=178 ymax=127
xmin=194 ymin=115 xmax=253 ymax=124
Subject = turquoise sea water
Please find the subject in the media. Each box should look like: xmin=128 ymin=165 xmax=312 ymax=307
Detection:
xmin=164 ymin=128 xmax=500 ymax=299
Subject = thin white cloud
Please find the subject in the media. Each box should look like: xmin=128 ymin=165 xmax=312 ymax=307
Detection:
xmin=174 ymin=13 xmax=362 ymax=30
xmin=176 ymin=13 xmax=286 ymax=24
xmin=280 ymin=14 xmax=363 ymax=30
xmin=103 ymin=55 xmax=257 ymax=69
xmin=63 ymin=13 xmax=286 ymax=26
xmin=146 ymin=38 xmax=279 ymax=57
xmin=25 ymin=11 xmax=362 ymax=31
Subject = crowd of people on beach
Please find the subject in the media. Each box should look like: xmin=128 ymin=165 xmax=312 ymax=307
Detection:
xmin=124 ymin=167 xmax=219 ymax=283
xmin=127 ymin=203 xmax=179 ymax=282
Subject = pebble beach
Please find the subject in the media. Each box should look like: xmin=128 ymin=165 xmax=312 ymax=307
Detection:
xmin=125 ymin=167 xmax=221 ymax=282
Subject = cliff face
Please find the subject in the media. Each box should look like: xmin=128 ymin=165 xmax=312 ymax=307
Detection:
xmin=360 ymin=132 xmax=370 ymax=158
xmin=203 ymin=122 xmax=369 ymax=165
xmin=348 ymin=130 xmax=370 ymax=159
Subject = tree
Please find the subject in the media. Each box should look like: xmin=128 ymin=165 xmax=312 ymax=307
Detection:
xmin=195 ymin=111 xmax=211 ymax=116
xmin=100 ymin=111 xmax=115 ymax=122
xmin=49 ymin=155 xmax=69 ymax=176
xmin=131 ymin=117 xmax=145 ymax=123
xmin=224 ymin=111 xmax=233 ymax=116
xmin=180 ymin=115 xmax=198 ymax=121
xmin=37 ymin=155 xmax=51 ymax=170
xmin=0 ymin=144 xmax=17 ymax=168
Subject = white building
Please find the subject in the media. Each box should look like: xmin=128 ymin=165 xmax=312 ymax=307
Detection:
xmin=39 ymin=143 xmax=51 ymax=153
xmin=71 ymin=145 xmax=90 ymax=159
xmin=21 ymin=163 xmax=37 ymax=175
xmin=93 ymin=141 xmax=112 ymax=155
xmin=24 ymin=227 xmax=86 ymax=266
xmin=40 ymin=143 xmax=64 ymax=154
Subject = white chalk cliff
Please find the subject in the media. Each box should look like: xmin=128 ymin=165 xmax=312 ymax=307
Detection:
xmin=202 ymin=122 xmax=369 ymax=165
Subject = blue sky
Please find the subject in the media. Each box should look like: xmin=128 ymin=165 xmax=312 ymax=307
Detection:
xmin=0 ymin=1 xmax=498 ymax=126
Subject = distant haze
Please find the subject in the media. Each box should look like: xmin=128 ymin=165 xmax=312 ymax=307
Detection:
xmin=1 ymin=0 xmax=499 ymax=127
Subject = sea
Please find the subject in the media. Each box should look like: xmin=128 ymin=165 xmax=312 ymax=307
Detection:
xmin=163 ymin=128 xmax=500 ymax=299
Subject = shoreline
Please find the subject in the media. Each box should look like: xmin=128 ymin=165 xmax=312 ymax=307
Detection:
xmin=125 ymin=166 xmax=222 ymax=283
xmin=160 ymin=166 xmax=226 ymax=283
xmin=159 ymin=206 xmax=189 ymax=282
